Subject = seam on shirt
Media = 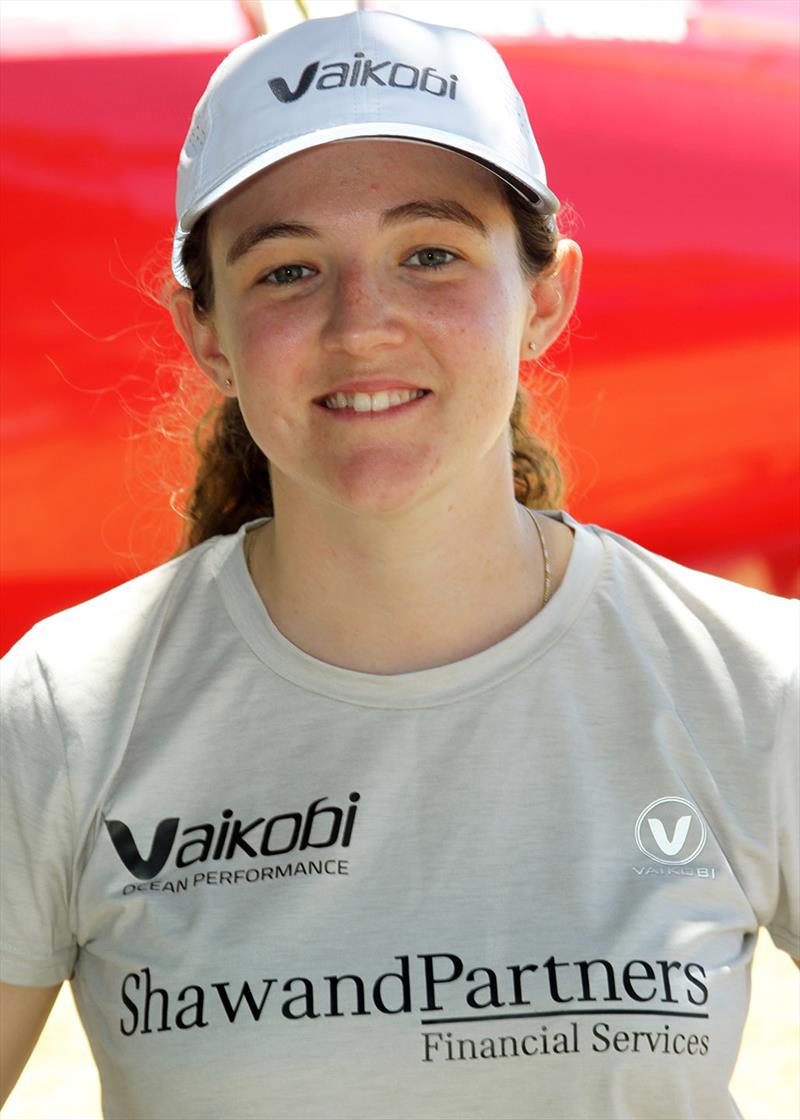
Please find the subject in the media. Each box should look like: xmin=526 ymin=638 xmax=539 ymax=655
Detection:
xmin=771 ymin=622 xmax=797 ymax=755
xmin=34 ymin=641 xmax=80 ymax=956
xmin=658 ymin=698 xmax=760 ymax=931
xmin=0 ymin=937 xmax=74 ymax=986
xmin=768 ymin=924 xmax=799 ymax=954
xmin=0 ymin=935 xmax=74 ymax=966
xmin=768 ymin=646 xmax=799 ymax=937
xmin=0 ymin=957 xmax=72 ymax=986
xmin=774 ymin=633 xmax=799 ymax=757
xmin=212 ymin=517 xmax=608 ymax=711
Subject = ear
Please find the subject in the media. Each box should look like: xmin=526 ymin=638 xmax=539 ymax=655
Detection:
xmin=521 ymin=238 xmax=583 ymax=361
xmin=169 ymin=287 xmax=237 ymax=397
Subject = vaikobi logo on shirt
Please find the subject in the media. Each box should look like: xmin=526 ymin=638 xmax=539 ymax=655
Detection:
xmin=104 ymin=792 xmax=361 ymax=896
xmin=632 ymin=796 xmax=717 ymax=879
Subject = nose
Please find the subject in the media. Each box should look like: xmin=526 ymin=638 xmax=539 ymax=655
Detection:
xmin=319 ymin=262 xmax=406 ymax=357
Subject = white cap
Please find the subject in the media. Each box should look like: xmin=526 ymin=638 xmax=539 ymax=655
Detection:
xmin=171 ymin=9 xmax=561 ymax=287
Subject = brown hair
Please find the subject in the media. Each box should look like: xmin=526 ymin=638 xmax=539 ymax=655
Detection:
xmin=166 ymin=180 xmax=575 ymax=554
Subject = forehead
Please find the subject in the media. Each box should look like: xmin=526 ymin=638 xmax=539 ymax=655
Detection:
xmin=209 ymin=139 xmax=507 ymax=236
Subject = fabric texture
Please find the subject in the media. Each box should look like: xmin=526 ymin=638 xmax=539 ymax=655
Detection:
xmin=1 ymin=508 xmax=798 ymax=1120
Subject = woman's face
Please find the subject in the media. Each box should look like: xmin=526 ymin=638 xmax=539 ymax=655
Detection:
xmin=202 ymin=139 xmax=544 ymax=517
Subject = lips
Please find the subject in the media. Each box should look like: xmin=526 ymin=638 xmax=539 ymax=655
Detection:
xmin=313 ymin=380 xmax=428 ymax=403
xmin=314 ymin=389 xmax=432 ymax=420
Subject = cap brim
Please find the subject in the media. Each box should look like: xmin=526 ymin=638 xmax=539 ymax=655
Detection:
xmin=171 ymin=124 xmax=560 ymax=287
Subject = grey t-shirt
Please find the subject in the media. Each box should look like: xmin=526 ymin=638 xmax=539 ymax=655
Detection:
xmin=2 ymin=509 xmax=798 ymax=1120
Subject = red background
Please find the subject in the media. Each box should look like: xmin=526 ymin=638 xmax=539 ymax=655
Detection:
xmin=2 ymin=11 xmax=798 ymax=654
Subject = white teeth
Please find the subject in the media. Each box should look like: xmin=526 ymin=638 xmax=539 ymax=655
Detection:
xmin=323 ymin=389 xmax=426 ymax=412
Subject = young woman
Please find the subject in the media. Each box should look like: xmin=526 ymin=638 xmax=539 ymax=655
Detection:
xmin=2 ymin=10 xmax=797 ymax=1119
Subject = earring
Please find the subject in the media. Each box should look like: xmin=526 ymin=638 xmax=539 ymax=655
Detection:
xmin=224 ymin=377 xmax=233 ymax=389
xmin=528 ymin=341 xmax=537 ymax=353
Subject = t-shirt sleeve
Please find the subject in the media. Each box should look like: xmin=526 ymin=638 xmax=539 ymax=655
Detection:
xmin=0 ymin=630 xmax=78 ymax=986
xmin=766 ymin=646 xmax=800 ymax=959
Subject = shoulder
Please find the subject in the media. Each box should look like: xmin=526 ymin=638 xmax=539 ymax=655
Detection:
xmin=1 ymin=531 xmax=239 ymax=700
xmin=565 ymin=515 xmax=798 ymax=753
xmin=586 ymin=517 xmax=797 ymax=674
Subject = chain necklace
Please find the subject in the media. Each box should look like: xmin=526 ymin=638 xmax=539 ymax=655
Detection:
xmin=244 ymin=505 xmax=551 ymax=609
xmin=523 ymin=505 xmax=551 ymax=607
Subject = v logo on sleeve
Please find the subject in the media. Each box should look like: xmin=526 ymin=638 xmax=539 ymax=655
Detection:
xmin=648 ymin=815 xmax=692 ymax=856
xmin=634 ymin=797 xmax=708 ymax=866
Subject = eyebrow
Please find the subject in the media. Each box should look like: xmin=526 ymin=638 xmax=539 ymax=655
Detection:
xmin=381 ymin=199 xmax=488 ymax=237
xmin=225 ymin=222 xmax=319 ymax=268
xmin=224 ymin=198 xmax=489 ymax=269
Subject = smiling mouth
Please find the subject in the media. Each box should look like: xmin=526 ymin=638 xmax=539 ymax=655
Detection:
xmin=314 ymin=390 xmax=433 ymax=418
xmin=320 ymin=388 xmax=428 ymax=408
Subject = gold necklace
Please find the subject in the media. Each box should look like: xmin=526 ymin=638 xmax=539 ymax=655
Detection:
xmin=244 ymin=508 xmax=551 ymax=608
xmin=244 ymin=527 xmax=257 ymax=575
xmin=523 ymin=506 xmax=551 ymax=607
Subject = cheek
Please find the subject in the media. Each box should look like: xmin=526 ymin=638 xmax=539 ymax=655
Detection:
xmin=415 ymin=279 xmax=522 ymax=366
xmin=233 ymin=308 xmax=303 ymax=370
xmin=222 ymin=308 xmax=312 ymax=454
xmin=226 ymin=306 xmax=317 ymax=416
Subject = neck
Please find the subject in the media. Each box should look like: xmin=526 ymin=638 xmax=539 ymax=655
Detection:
xmin=244 ymin=491 xmax=573 ymax=675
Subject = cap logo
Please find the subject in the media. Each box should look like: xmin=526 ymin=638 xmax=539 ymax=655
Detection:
xmin=268 ymin=52 xmax=458 ymax=104
xmin=268 ymin=61 xmax=319 ymax=103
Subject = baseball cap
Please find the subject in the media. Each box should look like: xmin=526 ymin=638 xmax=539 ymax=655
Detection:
xmin=171 ymin=9 xmax=561 ymax=287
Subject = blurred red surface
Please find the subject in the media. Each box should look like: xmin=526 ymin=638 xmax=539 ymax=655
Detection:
xmin=1 ymin=14 xmax=798 ymax=654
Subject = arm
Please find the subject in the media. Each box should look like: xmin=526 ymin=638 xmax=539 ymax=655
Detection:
xmin=0 ymin=637 xmax=77 ymax=1109
xmin=0 ymin=980 xmax=62 ymax=1107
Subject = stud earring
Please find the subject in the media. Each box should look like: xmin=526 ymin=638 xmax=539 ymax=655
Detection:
xmin=224 ymin=377 xmax=233 ymax=389
xmin=528 ymin=341 xmax=537 ymax=353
